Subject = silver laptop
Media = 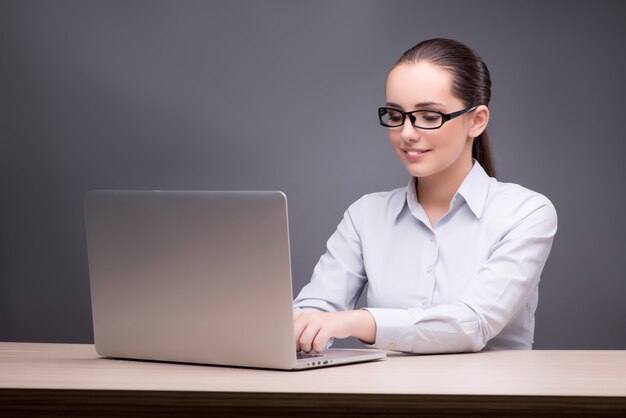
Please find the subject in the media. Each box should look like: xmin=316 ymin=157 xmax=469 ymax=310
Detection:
xmin=84 ymin=190 xmax=385 ymax=370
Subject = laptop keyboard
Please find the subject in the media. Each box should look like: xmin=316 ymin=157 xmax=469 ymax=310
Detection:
xmin=297 ymin=352 xmax=324 ymax=359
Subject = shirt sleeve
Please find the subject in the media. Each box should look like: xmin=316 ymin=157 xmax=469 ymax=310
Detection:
xmin=293 ymin=204 xmax=368 ymax=313
xmin=365 ymin=200 xmax=558 ymax=354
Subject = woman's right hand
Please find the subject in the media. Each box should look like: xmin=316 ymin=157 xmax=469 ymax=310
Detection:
xmin=293 ymin=310 xmax=376 ymax=353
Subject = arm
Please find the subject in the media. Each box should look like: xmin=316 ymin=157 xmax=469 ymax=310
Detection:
xmin=366 ymin=201 xmax=558 ymax=353
xmin=293 ymin=203 xmax=371 ymax=351
xmin=293 ymin=205 xmax=368 ymax=313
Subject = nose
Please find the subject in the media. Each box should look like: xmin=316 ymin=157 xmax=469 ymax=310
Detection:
xmin=399 ymin=116 xmax=420 ymax=143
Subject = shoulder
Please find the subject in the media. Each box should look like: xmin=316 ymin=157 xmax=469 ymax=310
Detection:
xmin=336 ymin=187 xmax=407 ymax=230
xmin=347 ymin=187 xmax=406 ymax=216
xmin=489 ymin=179 xmax=555 ymax=211
xmin=486 ymin=179 xmax=557 ymax=228
xmin=336 ymin=187 xmax=407 ymax=235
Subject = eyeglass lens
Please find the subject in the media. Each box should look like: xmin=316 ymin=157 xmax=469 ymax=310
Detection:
xmin=380 ymin=109 xmax=443 ymax=129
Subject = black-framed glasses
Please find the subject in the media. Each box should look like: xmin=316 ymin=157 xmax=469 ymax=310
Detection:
xmin=377 ymin=106 xmax=477 ymax=129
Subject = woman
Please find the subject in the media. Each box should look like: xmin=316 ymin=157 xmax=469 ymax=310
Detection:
xmin=293 ymin=38 xmax=557 ymax=354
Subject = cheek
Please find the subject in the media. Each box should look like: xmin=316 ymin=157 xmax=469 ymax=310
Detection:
xmin=434 ymin=127 xmax=465 ymax=150
xmin=387 ymin=130 xmax=400 ymax=145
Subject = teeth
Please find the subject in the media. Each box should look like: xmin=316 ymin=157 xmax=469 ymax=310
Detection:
xmin=407 ymin=150 xmax=421 ymax=156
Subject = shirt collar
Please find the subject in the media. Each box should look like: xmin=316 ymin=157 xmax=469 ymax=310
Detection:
xmin=455 ymin=160 xmax=491 ymax=219
xmin=395 ymin=159 xmax=492 ymax=220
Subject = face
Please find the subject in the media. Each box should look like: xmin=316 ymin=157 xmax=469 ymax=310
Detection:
xmin=385 ymin=61 xmax=480 ymax=181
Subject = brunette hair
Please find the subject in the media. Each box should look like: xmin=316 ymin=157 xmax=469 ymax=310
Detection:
xmin=394 ymin=38 xmax=496 ymax=177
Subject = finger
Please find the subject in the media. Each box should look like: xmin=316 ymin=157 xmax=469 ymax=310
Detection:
xmin=312 ymin=329 xmax=331 ymax=353
xmin=293 ymin=315 xmax=308 ymax=351
xmin=297 ymin=320 xmax=321 ymax=353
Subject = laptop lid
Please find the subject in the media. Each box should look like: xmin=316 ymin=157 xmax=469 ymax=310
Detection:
xmin=85 ymin=190 xmax=301 ymax=369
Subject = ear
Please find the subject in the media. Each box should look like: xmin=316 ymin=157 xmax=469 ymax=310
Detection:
xmin=469 ymin=105 xmax=489 ymax=138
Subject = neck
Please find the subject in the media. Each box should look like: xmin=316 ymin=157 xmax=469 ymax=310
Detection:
xmin=416 ymin=157 xmax=474 ymax=209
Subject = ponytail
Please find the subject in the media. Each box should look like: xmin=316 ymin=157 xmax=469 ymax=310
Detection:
xmin=473 ymin=131 xmax=496 ymax=177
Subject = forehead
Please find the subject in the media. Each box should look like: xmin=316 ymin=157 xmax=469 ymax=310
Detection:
xmin=385 ymin=61 xmax=459 ymax=108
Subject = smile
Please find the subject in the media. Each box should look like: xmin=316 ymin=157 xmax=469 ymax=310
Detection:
xmin=403 ymin=149 xmax=431 ymax=160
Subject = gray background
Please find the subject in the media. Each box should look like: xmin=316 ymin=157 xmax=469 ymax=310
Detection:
xmin=1 ymin=0 xmax=625 ymax=349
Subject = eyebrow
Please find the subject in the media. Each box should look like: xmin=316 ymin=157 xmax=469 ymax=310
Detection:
xmin=385 ymin=101 xmax=444 ymax=109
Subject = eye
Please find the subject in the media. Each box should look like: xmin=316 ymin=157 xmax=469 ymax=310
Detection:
xmin=386 ymin=109 xmax=403 ymax=122
xmin=417 ymin=111 xmax=442 ymax=122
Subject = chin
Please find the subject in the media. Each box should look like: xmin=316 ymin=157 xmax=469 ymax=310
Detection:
xmin=403 ymin=163 xmax=437 ymax=179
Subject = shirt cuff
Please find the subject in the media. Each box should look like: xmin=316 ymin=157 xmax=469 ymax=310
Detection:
xmin=363 ymin=307 xmax=420 ymax=351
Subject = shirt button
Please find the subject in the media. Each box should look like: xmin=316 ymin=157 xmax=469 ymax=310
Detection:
xmin=426 ymin=265 xmax=434 ymax=273
xmin=430 ymin=237 xmax=435 ymax=243
xmin=387 ymin=342 xmax=396 ymax=350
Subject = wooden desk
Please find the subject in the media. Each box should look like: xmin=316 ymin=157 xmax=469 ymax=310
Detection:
xmin=1 ymin=343 xmax=625 ymax=417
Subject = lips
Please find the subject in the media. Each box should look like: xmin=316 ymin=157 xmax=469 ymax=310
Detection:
xmin=403 ymin=148 xmax=431 ymax=156
xmin=402 ymin=148 xmax=430 ymax=160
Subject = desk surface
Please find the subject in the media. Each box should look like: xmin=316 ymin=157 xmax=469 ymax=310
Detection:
xmin=1 ymin=343 xmax=626 ymax=417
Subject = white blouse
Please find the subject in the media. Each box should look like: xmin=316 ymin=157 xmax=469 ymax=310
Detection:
xmin=293 ymin=161 xmax=558 ymax=353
